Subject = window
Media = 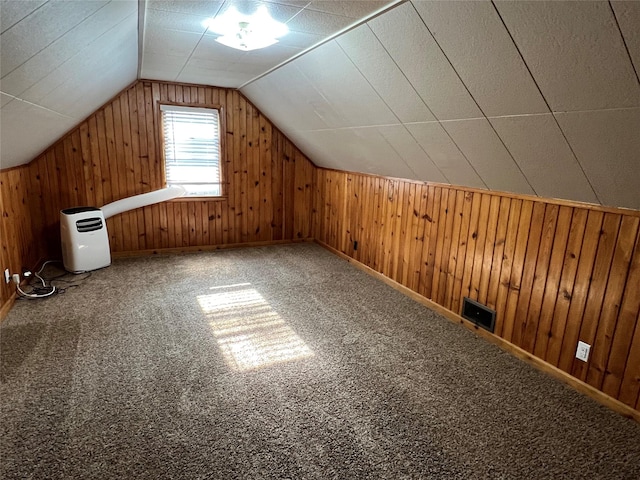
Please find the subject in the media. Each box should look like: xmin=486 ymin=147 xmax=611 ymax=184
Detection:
xmin=160 ymin=104 xmax=223 ymax=197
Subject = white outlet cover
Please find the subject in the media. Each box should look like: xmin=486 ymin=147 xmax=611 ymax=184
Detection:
xmin=576 ymin=341 xmax=591 ymax=362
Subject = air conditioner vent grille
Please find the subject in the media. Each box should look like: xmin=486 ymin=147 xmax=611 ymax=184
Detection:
xmin=76 ymin=217 xmax=103 ymax=233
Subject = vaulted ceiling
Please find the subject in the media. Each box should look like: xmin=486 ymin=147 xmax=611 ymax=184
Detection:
xmin=2 ymin=1 xmax=639 ymax=209
xmin=1 ymin=0 xmax=138 ymax=167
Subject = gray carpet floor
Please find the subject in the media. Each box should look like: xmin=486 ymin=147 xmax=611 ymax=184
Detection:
xmin=1 ymin=242 xmax=640 ymax=479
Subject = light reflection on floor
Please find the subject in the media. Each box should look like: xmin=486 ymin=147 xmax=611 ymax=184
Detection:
xmin=197 ymin=284 xmax=314 ymax=371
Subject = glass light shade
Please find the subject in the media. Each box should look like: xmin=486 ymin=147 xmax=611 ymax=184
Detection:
xmin=205 ymin=6 xmax=288 ymax=51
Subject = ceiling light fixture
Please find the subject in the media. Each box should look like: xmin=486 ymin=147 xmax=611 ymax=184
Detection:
xmin=205 ymin=6 xmax=288 ymax=52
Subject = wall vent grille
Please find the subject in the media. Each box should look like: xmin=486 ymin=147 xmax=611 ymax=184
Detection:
xmin=462 ymin=297 xmax=496 ymax=333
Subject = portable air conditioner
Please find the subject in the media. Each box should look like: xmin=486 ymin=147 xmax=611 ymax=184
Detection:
xmin=60 ymin=186 xmax=186 ymax=273
xmin=60 ymin=207 xmax=111 ymax=273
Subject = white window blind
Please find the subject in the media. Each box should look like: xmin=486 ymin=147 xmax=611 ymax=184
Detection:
xmin=160 ymin=104 xmax=222 ymax=197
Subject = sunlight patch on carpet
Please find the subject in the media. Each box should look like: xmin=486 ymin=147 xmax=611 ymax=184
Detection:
xmin=198 ymin=285 xmax=314 ymax=371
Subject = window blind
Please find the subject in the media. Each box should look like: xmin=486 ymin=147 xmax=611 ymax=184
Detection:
xmin=160 ymin=104 xmax=221 ymax=197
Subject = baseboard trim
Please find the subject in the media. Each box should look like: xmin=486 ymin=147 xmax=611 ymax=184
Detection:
xmin=315 ymin=240 xmax=640 ymax=424
xmin=112 ymin=238 xmax=313 ymax=258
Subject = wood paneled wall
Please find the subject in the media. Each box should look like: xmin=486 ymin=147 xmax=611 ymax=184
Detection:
xmin=0 ymin=165 xmax=42 ymax=312
xmin=2 ymin=79 xmax=639 ymax=416
xmin=0 ymin=80 xmax=315 ymax=311
xmin=312 ymin=169 xmax=640 ymax=412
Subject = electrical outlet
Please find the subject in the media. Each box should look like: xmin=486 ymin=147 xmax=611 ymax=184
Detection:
xmin=4 ymin=269 xmax=9 ymax=284
xmin=576 ymin=341 xmax=591 ymax=362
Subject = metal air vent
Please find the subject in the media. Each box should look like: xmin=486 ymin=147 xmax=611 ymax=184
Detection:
xmin=462 ymin=297 xmax=496 ymax=333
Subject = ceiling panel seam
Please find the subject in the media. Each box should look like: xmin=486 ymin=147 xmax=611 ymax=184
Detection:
xmin=360 ymin=23 xmax=463 ymax=185
xmin=238 ymin=0 xmax=408 ymax=89
xmin=374 ymin=2 xmax=486 ymax=190
xmin=0 ymin=0 xmax=48 ymax=35
xmin=333 ymin=38 xmax=444 ymax=182
xmin=4 ymin=96 xmax=74 ymax=119
xmin=169 ymin=3 xmax=226 ymax=83
xmin=137 ymin=0 xmax=146 ymax=79
xmin=376 ymin=127 xmax=444 ymax=182
xmin=412 ymin=1 xmax=535 ymax=196
xmin=307 ymin=122 xmax=444 ymax=132
xmin=284 ymin=1 xmax=318 ymax=24
xmin=609 ymin=1 xmax=640 ymax=87
xmin=173 ymin=4 xmax=224 ymax=81
xmin=11 ymin=10 xmax=138 ymax=106
xmin=363 ymin=23 xmax=439 ymax=122
xmin=490 ymin=0 xmax=601 ymax=205
xmin=1 ymin=1 xmax=111 ymax=80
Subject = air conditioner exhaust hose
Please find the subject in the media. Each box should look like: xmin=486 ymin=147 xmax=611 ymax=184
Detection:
xmin=100 ymin=186 xmax=186 ymax=219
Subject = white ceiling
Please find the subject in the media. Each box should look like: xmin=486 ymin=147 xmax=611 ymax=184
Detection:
xmin=243 ymin=0 xmax=640 ymax=209
xmin=1 ymin=0 xmax=639 ymax=210
xmin=1 ymin=0 xmax=139 ymax=168
xmin=141 ymin=0 xmax=393 ymax=85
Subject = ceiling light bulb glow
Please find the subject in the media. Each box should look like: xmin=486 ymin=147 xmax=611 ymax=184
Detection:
xmin=205 ymin=6 xmax=288 ymax=52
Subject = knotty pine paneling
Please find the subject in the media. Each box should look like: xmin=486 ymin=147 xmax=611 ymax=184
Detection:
xmin=312 ymin=168 xmax=640 ymax=412
xmin=0 ymin=80 xmax=314 ymax=314
xmin=0 ymin=165 xmax=43 ymax=310
xmin=2 ymin=80 xmax=639 ymax=416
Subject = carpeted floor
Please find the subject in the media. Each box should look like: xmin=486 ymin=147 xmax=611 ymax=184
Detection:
xmin=1 ymin=243 xmax=640 ymax=479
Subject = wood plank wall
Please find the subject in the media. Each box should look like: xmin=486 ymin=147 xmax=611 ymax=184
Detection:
xmin=312 ymin=168 xmax=640 ymax=413
xmin=2 ymin=79 xmax=639 ymax=416
xmin=0 ymin=165 xmax=42 ymax=312
xmin=0 ymin=80 xmax=315 ymax=311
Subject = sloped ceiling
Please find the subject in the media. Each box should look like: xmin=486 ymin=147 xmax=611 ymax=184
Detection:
xmin=0 ymin=0 xmax=139 ymax=169
xmin=1 ymin=0 xmax=639 ymax=211
xmin=0 ymin=0 xmax=392 ymax=169
xmin=141 ymin=0 xmax=392 ymax=86
xmin=242 ymin=0 xmax=640 ymax=210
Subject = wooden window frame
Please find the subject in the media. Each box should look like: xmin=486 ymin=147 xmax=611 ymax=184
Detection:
xmin=158 ymin=101 xmax=227 ymax=200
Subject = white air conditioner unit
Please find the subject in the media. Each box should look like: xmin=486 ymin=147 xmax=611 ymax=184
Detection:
xmin=60 ymin=207 xmax=110 ymax=273
xmin=60 ymin=186 xmax=186 ymax=273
